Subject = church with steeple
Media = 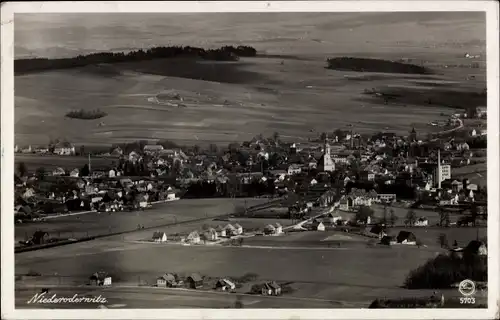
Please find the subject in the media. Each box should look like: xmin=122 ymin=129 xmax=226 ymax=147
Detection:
xmin=318 ymin=134 xmax=335 ymax=172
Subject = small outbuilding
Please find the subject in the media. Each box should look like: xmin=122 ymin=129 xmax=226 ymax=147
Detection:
xmin=89 ymin=272 xmax=112 ymax=286
xmin=152 ymin=232 xmax=167 ymax=243
xmin=233 ymin=223 xmax=243 ymax=235
xmin=264 ymin=224 xmax=276 ymax=235
xmin=316 ymin=221 xmax=326 ymax=231
xmin=216 ymin=225 xmax=226 ymax=237
xmin=252 ymin=281 xmax=282 ymax=296
xmin=156 ymin=273 xmax=178 ymax=287
xmin=396 ymin=231 xmax=417 ymax=245
xmin=214 ymin=278 xmax=236 ymax=291
xmin=380 ymin=235 xmax=396 ymax=246
xmin=186 ymin=273 xmax=204 ymax=289
xmin=187 ymin=231 xmax=201 ymax=244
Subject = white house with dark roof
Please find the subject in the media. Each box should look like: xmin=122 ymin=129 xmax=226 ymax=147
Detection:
xmin=152 ymin=232 xmax=167 ymax=243
xmin=54 ymin=142 xmax=75 ymax=155
xmin=143 ymin=145 xmax=164 ymax=154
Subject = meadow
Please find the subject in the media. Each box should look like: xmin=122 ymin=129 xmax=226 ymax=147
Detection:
xmin=14 ymin=198 xmax=268 ymax=244
xmin=16 ymin=230 xmax=482 ymax=307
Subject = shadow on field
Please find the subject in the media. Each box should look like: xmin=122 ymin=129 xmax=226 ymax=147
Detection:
xmin=358 ymin=86 xmax=486 ymax=109
xmin=116 ymin=58 xmax=267 ymax=85
xmin=326 ymin=57 xmax=433 ymax=75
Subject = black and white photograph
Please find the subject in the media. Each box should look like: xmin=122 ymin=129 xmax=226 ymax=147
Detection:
xmin=1 ymin=1 xmax=499 ymax=319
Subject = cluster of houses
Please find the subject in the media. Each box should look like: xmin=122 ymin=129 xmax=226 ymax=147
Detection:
xmin=14 ymin=170 xmax=179 ymax=219
xmin=151 ymin=223 xmax=245 ymax=245
xmin=15 ymin=123 xmax=487 ymax=223
xmin=154 ymin=272 xmax=283 ymax=296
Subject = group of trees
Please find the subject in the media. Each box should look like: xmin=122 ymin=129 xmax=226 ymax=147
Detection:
xmin=183 ymin=178 xmax=276 ymax=199
xmin=404 ymin=253 xmax=487 ymax=289
xmin=326 ymin=57 xmax=432 ymax=74
xmin=15 ymin=45 xmax=257 ymax=74
xmin=65 ymin=109 xmax=107 ymax=120
xmin=355 ymin=205 xmax=399 ymax=226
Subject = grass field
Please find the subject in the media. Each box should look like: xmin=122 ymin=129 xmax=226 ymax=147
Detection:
xmin=14 ymin=198 xmax=269 ymax=244
xmin=14 ymin=13 xmax=486 ymax=147
xmin=15 ymin=154 xmax=116 ymax=172
xmin=16 ymin=231 xmax=485 ymax=307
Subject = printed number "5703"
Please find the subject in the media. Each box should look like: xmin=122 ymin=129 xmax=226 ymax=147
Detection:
xmin=460 ymin=297 xmax=475 ymax=304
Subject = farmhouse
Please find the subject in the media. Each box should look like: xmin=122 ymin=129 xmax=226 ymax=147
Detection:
xmin=152 ymin=232 xmax=167 ymax=243
xmin=214 ymin=278 xmax=236 ymax=291
xmin=475 ymin=106 xmax=487 ymax=118
xmin=316 ymin=221 xmax=326 ymax=231
xmin=52 ymin=167 xmax=66 ymax=176
xmin=54 ymin=142 xmax=75 ymax=156
xmin=370 ymin=225 xmax=387 ymax=239
xmin=156 ymin=273 xmax=178 ymax=287
xmin=339 ymin=196 xmax=353 ymax=211
xmin=275 ymin=223 xmax=283 ymax=234
xmin=253 ymin=281 xmax=282 ymax=296
xmin=216 ymin=225 xmax=226 ymax=237
xmin=203 ymin=228 xmax=219 ymax=241
xmin=233 ymin=223 xmax=243 ymax=235
xmin=225 ymin=224 xmax=237 ymax=237
xmin=287 ymin=164 xmax=302 ymax=175
xmin=186 ymin=273 xmax=204 ymax=289
xmin=187 ymin=231 xmax=201 ymax=244
xmin=396 ymin=231 xmax=417 ymax=245
xmin=380 ymin=235 xmax=396 ymax=246
xmin=32 ymin=231 xmax=50 ymax=245
xmin=264 ymin=224 xmax=277 ymax=235
xmin=377 ymin=194 xmax=396 ymax=203
xmin=69 ymin=169 xmax=79 ymax=177
xmin=89 ymin=272 xmax=112 ymax=286
xmin=414 ymin=217 xmax=429 ymax=227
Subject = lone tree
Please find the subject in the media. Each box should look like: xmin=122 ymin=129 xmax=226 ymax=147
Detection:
xmin=320 ymin=132 xmax=328 ymax=141
xmin=438 ymin=209 xmax=450 ymax=227
xmin=81 ymin=164 xmax=90 ymax=177
xmin=470 ymin=205 xmax=478 ymax=227
xmin=17 ymin=162 xmax=27 ymax=177
xmin=437 ymin=233 xmax=449 ymax=249
xmin=355 ymin=205 xmax=374 ymax=224
xmin=389 ymin=208 xmax=398 ymax=226
xmin=272 ymin=131 xmax=280 ymax=143
xmin=208 ymin=143 xmax=219 ymax=154
xmin=405 ymin=209 xmax=417 ymax=226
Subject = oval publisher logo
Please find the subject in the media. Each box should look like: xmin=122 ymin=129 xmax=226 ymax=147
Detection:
xmin=458 ymin=279 xmax=476 ymax=296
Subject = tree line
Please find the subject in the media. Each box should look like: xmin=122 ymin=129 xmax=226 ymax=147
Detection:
xmin=326 ymin=57 xmax=432 ymax=74
xmin=15 ymin=45 xmax=258 ymax=74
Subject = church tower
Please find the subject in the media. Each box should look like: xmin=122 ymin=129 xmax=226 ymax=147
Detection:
xmin=321 ymin=133 xmax=335 ymax=172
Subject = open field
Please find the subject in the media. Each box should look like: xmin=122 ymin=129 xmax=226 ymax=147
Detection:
xmin=14 ymin=13 xmax=486 ymax=147
xmin=15 ymin=285 xmax=345 ymax=309
xmin=15 ymin=233 xmax=487 ymax=308
xmin=14 ymin=198 xmax=269 ymax=244
xmin=451 ymin=162 xmax=487 ymax=187
xmin=14 ymin=154 xmax=116 ymax=172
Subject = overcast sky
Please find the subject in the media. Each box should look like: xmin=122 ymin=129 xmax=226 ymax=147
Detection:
xmin=15 ymin=12 xmax=485 ymax=59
